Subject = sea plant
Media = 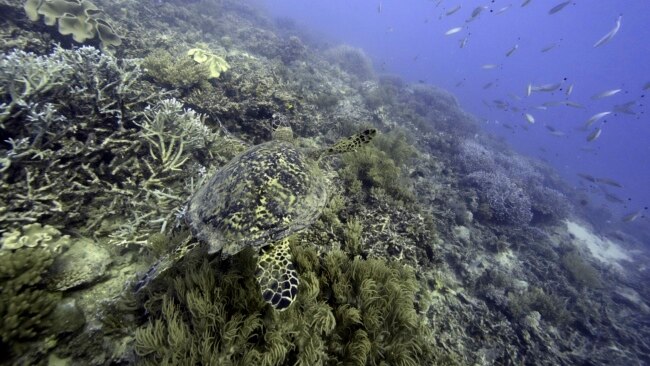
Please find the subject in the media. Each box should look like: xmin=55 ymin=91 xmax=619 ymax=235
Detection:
xmin=134 ymin=241 xmax=437 ymax=365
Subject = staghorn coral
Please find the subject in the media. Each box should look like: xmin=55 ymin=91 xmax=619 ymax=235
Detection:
xmin=465 ymin=170 xmax=533 ymax=226
xmin=134 ymin=241 xmax=438 ymax=365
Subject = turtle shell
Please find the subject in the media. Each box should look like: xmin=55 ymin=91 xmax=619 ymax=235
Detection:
xmin=186 ymin=141 xmax=329 ymax=256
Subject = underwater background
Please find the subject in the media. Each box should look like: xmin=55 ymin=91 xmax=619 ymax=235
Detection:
xmin=1 ymin=0 xmax=649 ymax=365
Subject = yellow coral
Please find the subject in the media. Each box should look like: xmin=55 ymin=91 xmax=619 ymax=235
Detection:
xmin=187 ymin=48 xmax=230 ymax=79
xmin=0 ymin=223 xmax=70 ymax=253
xmin=23 ymin=0 xmax=121 ymax=50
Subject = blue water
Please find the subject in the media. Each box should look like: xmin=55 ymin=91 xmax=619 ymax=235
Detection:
xmin=262 ymin=0 xmax=650 ymax=224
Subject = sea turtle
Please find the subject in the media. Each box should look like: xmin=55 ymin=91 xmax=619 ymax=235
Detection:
xmin=136 ymin=126 xmax=377 ymax=311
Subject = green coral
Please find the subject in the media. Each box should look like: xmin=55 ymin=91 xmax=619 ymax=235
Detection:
xmin=560 ymin=250 xmax=602 ymax=288
xmin=0 ymin=224 xmax=65 ymax=358
xmin=341 ymin=132 xmax=415 ymax=203
xmin=23 ymin=0 xmax=121 ymax=50
xmin=187 ymin=48 xmax=230 ymax=79
xmin=142 ymin=49 xmax=211 ymax=92
xmin=134 ymin=241 xmax=438 ymax=365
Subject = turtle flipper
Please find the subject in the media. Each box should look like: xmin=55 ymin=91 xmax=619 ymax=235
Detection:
xmin=323 ymin=128 xmax=377 ymax=156
xmin=255 ymin=238 xmax=299 ymax=311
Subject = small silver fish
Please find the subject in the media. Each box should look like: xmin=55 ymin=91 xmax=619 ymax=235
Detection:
xmin=586 ymin=128 xmax=602 ymax=142
xmin=446 ymin=5 xmax=461 ymax=15
xmin=565 ymin=83 xmax=574 ymax=96
xmin=622 ymin=211 xmax=641 ymax=223
xmin=540 ymin=43 xmax=557 ymax=52
xmin=524 ymin=113 xmax=535 ymax=124
xmin=506 ymin=44 xmax=519 ymax=57
xmin=596 ymin=177 xmax=623 ymax=188
xmin=563 ymin=101 xmax=584 ymax=108
xmin=521 ymin=0 xmax=533 ymax=7
xmin=445 ymin=26 xmax=463 ymax=35
xmin=483 ymin=82 xmax=494 ymax=89
xmin=526 ymin=83 xmax=532 ymax=96
xmin=481 ymin=64 xmax=498 ymax=70
xmin=496 ymin=5 xmax=512 ymax=15
xmin=613 ymin=100 xmax=636 ymax=115
xmin=459 ymin=37 xmax=469 ymax=48
xmin=377 ymin=1 xmax=382 ymax=13
xmin=644 ymin=82 xmax=650 ymax=91
xmin=533 ymin=83 xmax=562 ymax=92
xmin=584 ymin=111 xmax=611 ymax=128
xmin=591 ymin=88 xmax=622 ymax=99
xmin=577 ymin=173 xmax=597 ymax=183
xmin=594 ymin=15 xmax=622 ymax=48
xmin=549 ymin=1 xmax=571 ymax=15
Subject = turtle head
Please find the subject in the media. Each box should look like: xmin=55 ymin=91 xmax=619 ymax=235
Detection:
xmin=320 ymin=128 xmax=377 ymax=158
xmin=271 ymin=126 xmax=294 ymax=142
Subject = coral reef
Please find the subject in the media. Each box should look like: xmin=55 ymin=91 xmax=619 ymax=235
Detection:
xmin=134 ymin=242 xmax=438 ymax=365
xmin=0 ymin=0 xmax=648 ymax=364
xmin=187 ymin=48 xmax=230 ymax=79
xmin=465 ymin=170 xmax=533 ymax=226
xmin=23 ymin=0 xmax=121 ymax=50
xmin=0 ymin=224 xmax=66 ymax=358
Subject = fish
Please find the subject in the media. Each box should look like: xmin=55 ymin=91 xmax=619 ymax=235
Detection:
xmin=445 ymin=27 xmax=463 ymax=35
xmin=613 ymin=100 xmax=636 ymax=115
xmin=534 ymin=105 xmax=548 ymax=110
xmin=540 ymin=43 xmax=557 ymax=52
xmin=481 ymin=64 xmax=498 ymax=70
xmin=446 ymin=5 xmax=461 ymax=15
xmin=522 ymin=0 xmax=533 ymax=7
xmin=644 ymin=82 xmax=650 ymax=91
xmin=377 ymin=1 xmax=382 ymax=13
xmin=545 ymin=125 xmax=565 ymax=136
xmin=596 ymin=177 xmax=623 ymax=188
xmin=586 ymin=128 xmax=602 ymax=142
xmin=455 ymin=79 xmax=465 ymax=87
xmin=506 ymin=44 xmax=519 ymax=57
xmin=583 ymin=111 xmax=611 ymax=128
xmin=483 ymin=82 xmax=494 ymax=89
xmin=549 ymin=1 xmax=571 ymax=15
xmin=563 ymin=101 xmax=585 ymax=108
xmin=591 ymin=88 xmax=622 ymax=99
xmin=603 ymin=192 xmax=624 ymax=204
xmin=622 ymin=211 xmax=641 ymax=223
xmin=524 ymin=113 xmax=535 ymax=124
xmin=509 ymin=93 xmax=522 ymax=101
xmin=496 ymin=5 xmax=512 ymax=15
xmin=565 ymin=84 xmax=574 ymax=96
xmin=526 ymin=83 xmax=532 ymax=96
xmin=594 ymin=15 xmax=622 ymax=48
xmin=469 ymin=5 xmax=486 ymax=19
xmin=534 ymin=83 xmax=562 ymax=92
xmin=459 ymin=37 xmax=469 ymax=48
xmin=577 ymin=173 xmax=597 ymax=183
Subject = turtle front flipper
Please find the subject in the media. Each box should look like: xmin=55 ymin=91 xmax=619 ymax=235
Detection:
xmin=255 ymin=238 xmax=299 ymax=311
xmin=323 ymin=128 xmax=377 ymax=156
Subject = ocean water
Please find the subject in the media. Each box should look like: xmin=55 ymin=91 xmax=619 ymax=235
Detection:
xmin=263 ymin=0 xmax=650 ymax=225
xmin=1 ymin=0 xmax=650 ymax=364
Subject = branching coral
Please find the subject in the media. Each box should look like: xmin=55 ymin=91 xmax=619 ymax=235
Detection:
xmin=465 ymin=170 xmax=533 ymax=226
xmin=0 ymin=223 xmax=67 ymax=358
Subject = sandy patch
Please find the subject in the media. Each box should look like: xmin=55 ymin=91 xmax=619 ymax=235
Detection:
xmin=566 ymin=220 xmax=632 ymax=266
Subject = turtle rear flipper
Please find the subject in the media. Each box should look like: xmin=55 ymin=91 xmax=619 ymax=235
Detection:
xmin=322 ymin=128 xmax=377 ymax=157
xmin=255 ymin=238 xmax=299 ymax=311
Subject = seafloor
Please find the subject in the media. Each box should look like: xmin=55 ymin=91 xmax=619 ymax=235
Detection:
xmin=1 ymin=0 xmax=649 ymax=365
